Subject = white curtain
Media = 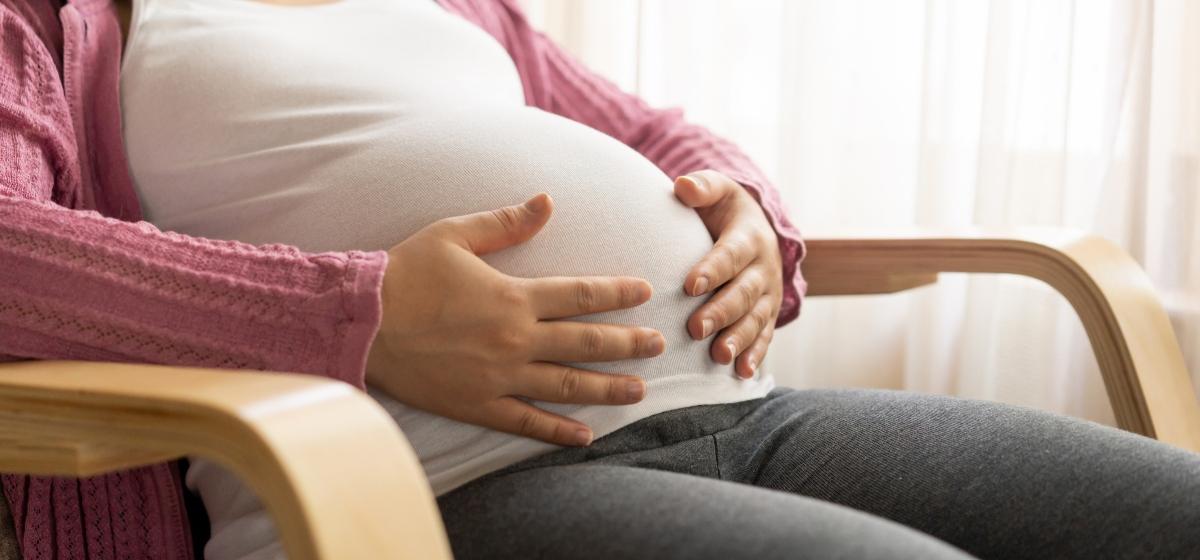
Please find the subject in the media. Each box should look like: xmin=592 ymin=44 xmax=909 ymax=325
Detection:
xmin=520 ymin=0 xmax=1200 ymax=426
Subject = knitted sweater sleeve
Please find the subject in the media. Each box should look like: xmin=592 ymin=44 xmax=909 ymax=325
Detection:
xmin=440 ymin=0 xmax=807 ymax=326
xmin=0 ymin=7 xmax=385 ymax=387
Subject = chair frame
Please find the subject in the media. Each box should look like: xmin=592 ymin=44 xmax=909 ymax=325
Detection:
xmin=0 ymin=228 xmax=1196 ymax=559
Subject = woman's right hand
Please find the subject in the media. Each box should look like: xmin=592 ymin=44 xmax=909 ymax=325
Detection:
xmin=366 ymin=193 xmax=664 ymax=447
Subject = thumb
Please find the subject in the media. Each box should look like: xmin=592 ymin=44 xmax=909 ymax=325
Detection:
xmin=447 ymin=193 xmax=553 ymax=255
xmin=673 ymin=172 xmax=728 ymax=208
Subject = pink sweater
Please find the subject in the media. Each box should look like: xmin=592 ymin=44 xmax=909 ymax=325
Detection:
xmin=0 ymin=0 xmax=806 ymax=557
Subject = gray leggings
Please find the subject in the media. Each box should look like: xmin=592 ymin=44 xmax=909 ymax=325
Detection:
xmin=437 ymin=388 xmax=1200 ymax=559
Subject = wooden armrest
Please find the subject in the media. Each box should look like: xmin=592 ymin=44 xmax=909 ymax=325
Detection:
xmin=0 ymin=361 xmax=451 ymax=560
xmin=800 ymin=228 xmax=1200 ymax=452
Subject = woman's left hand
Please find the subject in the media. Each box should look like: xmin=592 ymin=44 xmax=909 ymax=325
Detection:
xmin=674 ymin=170 xmax=783 ymax=379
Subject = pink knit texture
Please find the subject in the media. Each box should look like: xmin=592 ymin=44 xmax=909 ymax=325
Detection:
xmin=0 ymin=0 xmax=806 ymax=558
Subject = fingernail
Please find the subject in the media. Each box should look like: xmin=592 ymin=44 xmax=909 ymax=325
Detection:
xmin=685 ymin=174 xmax=708 ymax=192
xmin=746 ymin=358 xmax=757 ymax=378
xmin=524 ymin=194 xmax=547 ymax=211
xmin=637 ymin=281 xmax=653 ymax=301
xmin=574 ymin=428 xmax=594 ymax=447
xmin=726 ymin=341 xmax=737 ymax=362
xmin=625 ymin=380 xmax=645 ymax=401
xmin=692 ymin=276 xmax=709 ymax=295
xmin=700 ymin=318 xmax=714 ymax=338
xmin=646 ymin=332 xmax=666 ymax=355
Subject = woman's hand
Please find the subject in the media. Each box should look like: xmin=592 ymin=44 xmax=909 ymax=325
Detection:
xmin=366 ymin=194 xmax=664 ymax=447
xmin=674 ymin=170 xmax=783 ymax=379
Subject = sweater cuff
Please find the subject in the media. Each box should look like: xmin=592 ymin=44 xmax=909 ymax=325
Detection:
xmin=329 ymin=250 xmax=388 ymax=389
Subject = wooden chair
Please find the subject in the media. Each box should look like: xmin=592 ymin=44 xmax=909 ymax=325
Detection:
xmin=1 ymin=229 xmax=1197 ymax=559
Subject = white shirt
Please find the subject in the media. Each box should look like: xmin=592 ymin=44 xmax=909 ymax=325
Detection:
xmin=121 ymin=0 xmax=774 ymax=557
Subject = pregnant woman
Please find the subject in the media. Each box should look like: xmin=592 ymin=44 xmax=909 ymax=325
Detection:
xmin=2 ymin=0 xmax=1199 ymax=559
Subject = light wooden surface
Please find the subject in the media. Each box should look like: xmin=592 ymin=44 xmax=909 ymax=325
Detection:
xmin=802 ymin=228 xmax=1200 ymax=452
xmin=0 ymin=361 xmax=452 ymax=560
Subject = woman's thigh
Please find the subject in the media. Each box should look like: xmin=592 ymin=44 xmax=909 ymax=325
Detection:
xmin=437 ymin=463 xmax=974 ymax=560
xmin=716 ymin=389 xmax=1200 ymax=559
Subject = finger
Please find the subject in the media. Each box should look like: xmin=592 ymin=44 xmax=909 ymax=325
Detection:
xmin=533 ymin=322 xmax=665 ymax=363
xmin=673 ymin=170 xmax=738 ymax=209
xmin=685 ymin=233 xmax=754 ymax=297
xmin=736 ymin=322 xmax=776 ymax=379
xmin=712 ymin=297 xmax=775 ymax=367
xmin=510 ymin=363 xmax=646 ymax=405
xmin=687 ymin=266 xmax=766 ymax=340
xmin=479 ymin=397 xmax=595 ymax=446
xmin=525 ymin=276 xmax=653 ymax=319
xmin=441 ymin=193 xmax=553 ymax=255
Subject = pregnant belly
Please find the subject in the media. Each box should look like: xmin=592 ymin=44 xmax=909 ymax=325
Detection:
xmin=148 ymin=107 xmax=774 ymax=493
xmin=161 ymin=107 xmax=708 ymax=267
xmin=159 ymin=106 xmax=720 ymax=364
